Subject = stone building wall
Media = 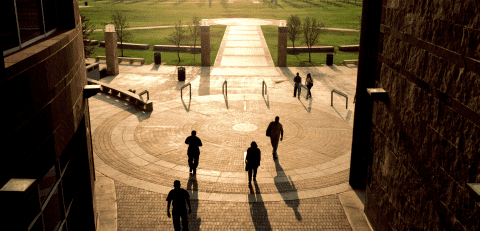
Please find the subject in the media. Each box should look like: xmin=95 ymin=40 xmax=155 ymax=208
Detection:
xmin=365 ymin=0 xmax=480 ymax=230
xmin=1 ymin=0 xmax=96 ymax=230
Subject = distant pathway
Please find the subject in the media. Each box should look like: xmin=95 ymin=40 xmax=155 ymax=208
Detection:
xmin=212 ymin=19 xmax=275 ymax=68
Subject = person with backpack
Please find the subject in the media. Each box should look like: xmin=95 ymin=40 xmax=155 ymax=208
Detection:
xmin=305 ymin=73 xmax=313 ymax=99
xmin=266 ymin=116 xmax=283 ymax=160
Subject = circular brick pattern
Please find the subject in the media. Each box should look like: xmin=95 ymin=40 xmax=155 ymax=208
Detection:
xmin=134 ymin=100 xmax=350 ymax=172
xmin=93 ymin=96 xmax=352 ymax=196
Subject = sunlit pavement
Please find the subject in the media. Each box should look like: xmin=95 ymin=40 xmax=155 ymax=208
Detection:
xmin=90 ymin=18 xmax=371 ymax=231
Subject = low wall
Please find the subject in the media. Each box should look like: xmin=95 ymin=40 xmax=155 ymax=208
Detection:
xmin=99 ymin=41 xmax=150 ymax=50
xmin=153 ymin=45 xmax=201 ymax=53
xmin=86 ymin=63 xmax=100 ymax=81
xmin=338 ymin=45 xmax=359 ymax=52
xmin=287 ymin=46 xmax=334 ymax=54
xmin=84 ymin=39 xmax=99 ymax=46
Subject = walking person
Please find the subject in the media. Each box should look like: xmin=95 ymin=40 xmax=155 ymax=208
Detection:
xmin=293 ymin=73 xmax=302 ymax=99
xmin=245 ymin=141 xmax=261 ymax=186
xmin=305 ymin=73 xmax=314 ymax=99
xmin=167 ymin=180 xmax=192 ymax=231
xmin=185 ymin=130 xmax=202 ymax=175
xmin=266 ymin=116 xmax=283 ymax=160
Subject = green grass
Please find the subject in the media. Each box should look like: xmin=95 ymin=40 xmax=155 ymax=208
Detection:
xmin=86 ymin=25 xmax=226 ymax=65
xmin=81 ymin=0 xmax=362 ymax=66
xmin=79 ymin=0 xmax=362 ymax=30
xmin=261 ymin=25 xmax=359 ymax=66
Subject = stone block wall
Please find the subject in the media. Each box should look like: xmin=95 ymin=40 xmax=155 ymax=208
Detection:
xmin=1 ymin=0 xmax=96 ymax=230
xmin=365 ymin=0 xmax=480 ymax=230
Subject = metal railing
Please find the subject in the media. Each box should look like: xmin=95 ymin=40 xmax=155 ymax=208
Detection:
xmin=262 ymin=80 xmax=268 ymax=96
xmin=138 ymin=90 xmax=149 ymax=101
xmin=222 ymin=80 xmax=227 ymax=98
xmin=331 ymin=89 xmax=348 ymax=109
xmin=181 ymin=82 xmax=191 ymax=100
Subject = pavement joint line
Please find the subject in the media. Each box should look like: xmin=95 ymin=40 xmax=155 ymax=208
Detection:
xmin=93 ymin=95 xmax=353 ymax=190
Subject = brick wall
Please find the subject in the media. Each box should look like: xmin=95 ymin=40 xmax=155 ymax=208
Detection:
xmin=365 ymin=0 xmax=480 ymax=230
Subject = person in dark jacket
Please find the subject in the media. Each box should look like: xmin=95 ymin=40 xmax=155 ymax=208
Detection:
xmin=185 ymin=130 xmax=202 ymax=175
xmin=166 ymin=180 xmax=191 ymax=231
xmin=293 ymin=73 xmax=302 ymax=98
xmin=245 ymin=141 xmax=261 ymax=186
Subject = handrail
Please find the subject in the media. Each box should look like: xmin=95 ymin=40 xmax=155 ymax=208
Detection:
xmin=138 ymin=90 xmax=149 ymax=101
xmin=262 ymin=80 xmax=268 ymax=96
xmin=222 ymin=80 xmax=227 ymax=98
xmin=181 ymin=82 xmax=191 ymax=100
xmin=331 ymin=89 xmax=348 ymax=109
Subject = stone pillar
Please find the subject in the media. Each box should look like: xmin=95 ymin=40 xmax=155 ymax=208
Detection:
xmin=277 ymin=20 xmax=287 ymax=67
xmin=104 ymin=24 xmax=119 ymax=76
xmin=201 ymin=20 xmax=210 ymax=66
xmin=349 ymin=0 xmax=383 ymax=189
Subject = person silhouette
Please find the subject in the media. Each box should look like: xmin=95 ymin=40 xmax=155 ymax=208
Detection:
xmin=245 ymin=141 xmax=261 ymax=186
xmin=268 ymin=116 xmax=283 ymax=159
xmin=167 ymin=180 xmax=192 ymax=231
xmin=185 ymin=130 xmax=202 ymax=175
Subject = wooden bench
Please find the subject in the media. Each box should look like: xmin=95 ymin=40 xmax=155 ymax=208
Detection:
xmin=87 ymin=78 xmax=153 ymax=111
xmin=343 ymin=60 xmax=358 ymax=66
xmin=95 ymin=56 xmax=145 ymax=65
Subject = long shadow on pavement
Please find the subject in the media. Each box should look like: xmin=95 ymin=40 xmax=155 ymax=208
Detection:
xmin=274 ymin=159 xmax=302 ymax=221
xmin=248 ymin=182 xmax=273 ymax=231
xmin=198 ymin=66 xmax=211 ymax=96
xmin=187 ymin=174 xmax=201 ymax=231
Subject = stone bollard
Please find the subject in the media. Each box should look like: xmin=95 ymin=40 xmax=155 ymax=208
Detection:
xmin=104 ymin=24 xmax=119 ymax=76
xmin=278 ymin=20 xmax=287 ymax=67
xmin=201 ymin=20 xmax=210 ymax=66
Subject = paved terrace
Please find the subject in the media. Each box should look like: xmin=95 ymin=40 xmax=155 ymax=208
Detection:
xmin=90 ymin=18 xmax=371 ymax=231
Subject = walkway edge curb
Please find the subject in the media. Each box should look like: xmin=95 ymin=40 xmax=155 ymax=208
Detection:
xmin=338 ymin=190 xmax=374 ymax=231
xmin=95 ymin=175 xmax=118 ymax=231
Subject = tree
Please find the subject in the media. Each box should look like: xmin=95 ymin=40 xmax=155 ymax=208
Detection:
xmin=110 ymin=10 xmax=133 ymax=57
xmin=302 ymin=16 xmax=324 ymax=63
xmin=287 ymin=15 xmax=302 ymax=51
xmin=188 ymin=15 xmax=201 ymax=62
xmin=167 ymin=20 xmax=187 ymax=63
xmin=81 ymin=14 xmax=95 ymax=58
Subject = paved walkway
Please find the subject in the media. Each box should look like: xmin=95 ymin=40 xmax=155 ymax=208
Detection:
xmin=90 ymin=18 xmax=370 ymax=231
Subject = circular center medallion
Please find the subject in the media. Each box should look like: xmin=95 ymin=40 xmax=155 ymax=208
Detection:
xmin=232 ymin=123 xmax=258 ymax=132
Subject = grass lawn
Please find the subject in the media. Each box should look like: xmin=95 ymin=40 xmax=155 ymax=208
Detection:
xmin=79 ymin=0 xmax=362 ymax=30
xmin=261 ymin=25 xmax=359 ymax=66
xmin=86 ymin=25 xmax=226 ymax=65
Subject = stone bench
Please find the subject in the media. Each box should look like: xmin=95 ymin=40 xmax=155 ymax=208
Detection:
xmin=99 ymin=41 xmax=150 ymax=50
xmin=84 ymin=39 xmax=99 ymax=46
xmin=87 ymin=78 xmax=153 ymax=112
xmin=153 ymin=45 xmax=201 ymax=53
xmin=343 ymin=60 xmax=358 ymax=66
xmin=338 ymin=45 xmax=359 ymax=52
xmin=95 ymin=56 xmax=145 ymax=65
xmin=287 ymin=46 xmax=335 ymax=54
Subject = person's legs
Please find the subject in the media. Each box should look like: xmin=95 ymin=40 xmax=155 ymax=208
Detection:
xmin=253 ymin=167 xmax=258 ymax=180
xmin=193 ymin=157 xmax=198 ymax=174
xmin=188 ymin=156 xmax=193 ymax=172
xmin=248 ymin=168 xmax=253 ymax=183
xmin=293 ymin=85 xmax=298 ymax=97
xmin=298 ymin=86 xmax=301 ymax=98
xmin=180 ymin=210 xmax=189 ymax=231
xmin=172 ymin=210 xmax=181 ymax=231
xmin=308 ymin=85 xmax=312 ymax=98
